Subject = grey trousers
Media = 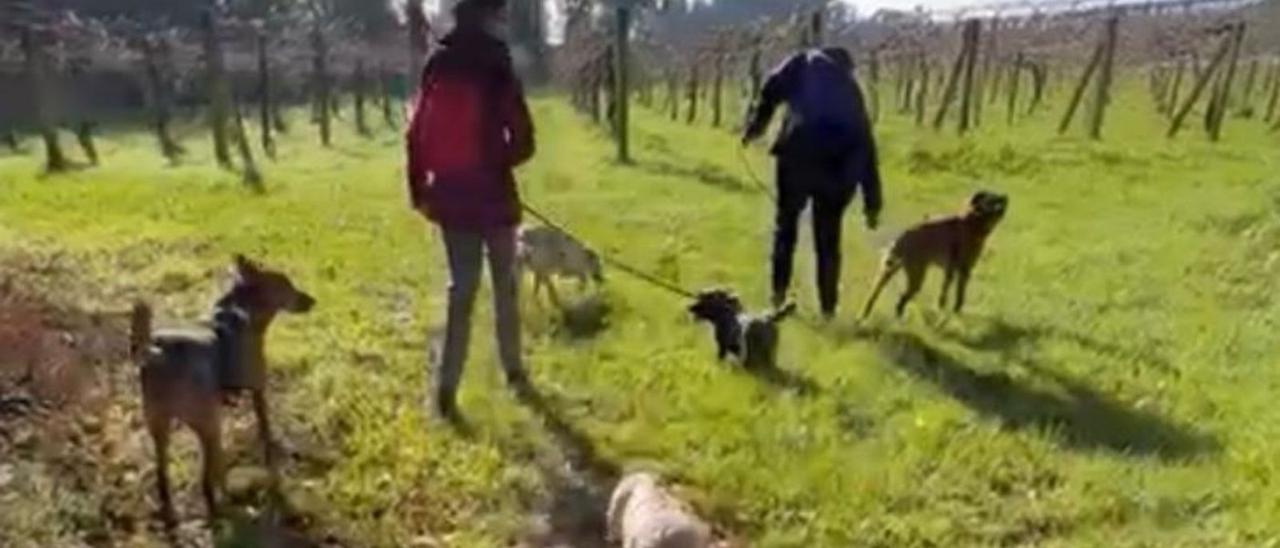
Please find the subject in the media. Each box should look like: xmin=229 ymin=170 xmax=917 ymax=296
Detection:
xmin=436 ymin=228 xmax=524 ymax=401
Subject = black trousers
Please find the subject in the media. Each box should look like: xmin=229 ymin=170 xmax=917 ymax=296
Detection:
xmin=772 ymin=155 xmax=855 ymax=316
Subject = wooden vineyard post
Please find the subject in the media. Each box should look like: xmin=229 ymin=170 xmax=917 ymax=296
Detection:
xmin=987 ymin=17 xmax=1002 ymax=106
xmin=1027 ymin=61 xmax=1047 ymax=114
xmin=1207 ymin=22 xmax=1245 ymax=142
xmin=1087 ymin=15 xmax=1119 ymax=140
xmin=958 ymin=19 xmax=981 ymax=135
xmin=613 ymin=4 xmax=631 ymax=163
xmin=355 ymin=61 xmax=371 ymax=137
xmin=203 ymin=10 xmax=234 ymax=168
xmin=1265 ymin=61 xmax=1279 ymax=123
xmin=668 ymin=70 xmax=679 ymax=121
xmin=1166 ymin=58 xmax=1186 ymax=119
xmin=868 ymin=48 xmax=881 ymax=123
xmin=687 ymin=62 xmax=699 ymax=125
xmin=312 ymin=26 xmax=332 ymax=147
xmin=1008 ymin=51 xmax=1023 ymax=125
xmin=712 ymin=52 xmax=723 ymax=128
xmin=915 ymin=55 xmax=930 ymax=127
xmin=1238 ymin=58 xmax=1258 ymax=117
xmin=933 ymin=23 xmax=969 ymax=131
xmin=1059 ymin=43 xmax=1104 ymax=135
xmin=256 ymin=29 xmax=276 ymax=159
xmin=1167 ymin=29 xmax=1232 ymax=138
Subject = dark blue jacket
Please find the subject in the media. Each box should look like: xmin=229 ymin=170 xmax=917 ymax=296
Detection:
xmin=743 ymin=49 xmax=882 ymax=213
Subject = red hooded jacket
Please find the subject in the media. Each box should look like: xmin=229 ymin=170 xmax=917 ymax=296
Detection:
xmin=405 ymin=29 xmax=535 ymax=231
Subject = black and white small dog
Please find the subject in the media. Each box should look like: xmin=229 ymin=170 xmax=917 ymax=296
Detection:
xmin=688 ymin=289 xmax=796 ymax=370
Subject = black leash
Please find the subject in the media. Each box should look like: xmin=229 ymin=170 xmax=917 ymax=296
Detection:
xmin=520 ymin=201 xmax=699 ymax=300
xmin=736 ymin=145 xmax=777 ymax=202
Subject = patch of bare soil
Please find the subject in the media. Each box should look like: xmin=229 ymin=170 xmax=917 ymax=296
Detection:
xmin=0 ymin=249 xmax=343 ymax=548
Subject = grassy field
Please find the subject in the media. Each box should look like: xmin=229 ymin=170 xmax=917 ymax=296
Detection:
xmin=2 ymin=83 xmax=1280 ymax=547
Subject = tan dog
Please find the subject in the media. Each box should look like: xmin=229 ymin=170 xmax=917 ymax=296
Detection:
xmin=130 ymin=255 xmax=315 ymax=527
xmin=517 ymin=224 xmax=604 ymax=306
xmin=607 ymin=472 xmax=713 ymax=548
xmin=861 ymin=191 xmax=1008 ymax=319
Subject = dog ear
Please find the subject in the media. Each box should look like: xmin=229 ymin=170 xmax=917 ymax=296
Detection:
xmin=233 ymin=254 xmax=261 ymax=277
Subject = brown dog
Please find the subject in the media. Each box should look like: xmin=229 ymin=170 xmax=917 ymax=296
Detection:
xmin=861 ymin=191 xmax=1008 ymax=319
xmin=130 ymin=255 xmax=315 ymax=526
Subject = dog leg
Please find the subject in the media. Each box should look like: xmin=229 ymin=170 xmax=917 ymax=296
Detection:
xmin=896 ymin=264 xmax=926 ymax=318
xmin=545 ymin=278 xmax=564 ymax=309
xmin=939 ymin=264 xmax=956 ymax=310
xmin=195 ymin=410 xmax=224 ymax=523
xmin=860 ymin=260 xmax=900 ymax=320
xmin=954 ymin=268 xmax=972 ymax=314
xmin=251 ymin=389 xmax=280 ymax=489
xmin=147 ymin=410 xmax=177 ymax=528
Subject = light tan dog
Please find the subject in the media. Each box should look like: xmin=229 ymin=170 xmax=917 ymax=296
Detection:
xmin=130 ymin=255 xmax=315 ymax=527
xmin=517 ymin=224 xmax=604 ymax=306
xmin=607 ymin=472 xmax=713 ymax=548
xmin=861 ymin=191 xmax=1008 ymax=319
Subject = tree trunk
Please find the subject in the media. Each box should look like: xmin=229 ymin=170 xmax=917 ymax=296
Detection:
xmin=22 ymin=28 xmax=68 ymax=173
xmin=256 ymin=30 xmax=275 ymax=159
xmin=75 ymin=122 xmax=98 ymax=166
xmin=406 ymin=0 xmax=430 ymax=92
xmin=687 ymin=63 xmax=699 ymax=125
xmin=312 ymin=27 xmax=332 ymax=147
xmin=354 ymin=61 xmax=370 ymax=137
xmin=202 ymin=10 xmax=234 ymax=168
xmin=140 ymin=36 xmax=183 ymax=161
xmin=1087 ymin=15 xmax=1119 ymax=140
xmin=668 ymin=71 xmax=679 ymax=121
xmin=613 ymin=7 xmax=631 ymax=163
xmin=232 ymin=94 xmax=263 ymax=190
xmin=380 ymin=67 xmax=396 ymax=128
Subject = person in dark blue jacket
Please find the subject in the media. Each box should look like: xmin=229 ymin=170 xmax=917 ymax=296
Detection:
xmin=743 ymin=46 xmax=883 ymax=319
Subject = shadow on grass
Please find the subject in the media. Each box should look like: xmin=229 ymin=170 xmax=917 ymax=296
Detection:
xmin=879 ymin=329 xmax=1218 ymax=461
xmin=952 ymin=317 xmax=1177 ymax=375
xmin=514 ymin=385 xmax=619 ymax=548
xmin=633 ymin=158 xmax=757 ymax=195
xmin=746 ymin=365 xmax=823 ymax=397
xmin=555 ymin=295 xmax=612 ymax=340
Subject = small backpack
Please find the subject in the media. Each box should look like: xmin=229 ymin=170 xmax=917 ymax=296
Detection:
xmin=416 ymin=70 xmax=490 ymax=175
xmin=791 ymin=51 xmax=860 ymax=154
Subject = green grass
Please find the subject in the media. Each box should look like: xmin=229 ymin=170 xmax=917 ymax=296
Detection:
xmin=2 ymin=82 xmax=1280 ymax=547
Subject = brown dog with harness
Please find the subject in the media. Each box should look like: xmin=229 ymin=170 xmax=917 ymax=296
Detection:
xmin=861 ymin=191 xmax=1008 ymax=319
xmin=130 ymin=255 xmax=315 ymax=526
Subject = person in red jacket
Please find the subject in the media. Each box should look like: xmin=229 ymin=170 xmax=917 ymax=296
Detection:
xmin=405 ymin=0 xmax=535 ymax=421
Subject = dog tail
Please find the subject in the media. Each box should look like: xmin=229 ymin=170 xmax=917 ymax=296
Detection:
xmin=130 ymin=301 xmax=153 ymax=365
xmin=768 ymin=301 xmax=797 ymax=324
